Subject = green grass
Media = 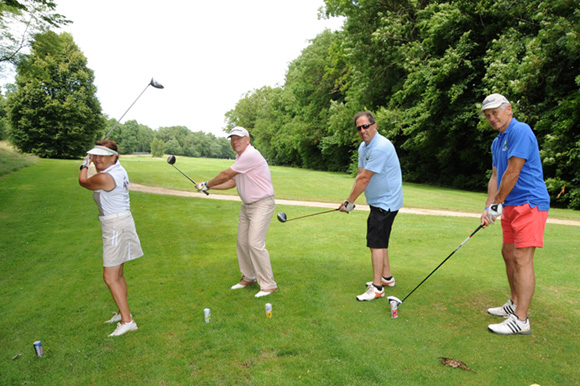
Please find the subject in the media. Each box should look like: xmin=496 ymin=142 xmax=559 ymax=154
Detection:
xmin=0 ymin=141 xmax=38 ymax=177
xmin=1 ymin=155 xmax=579 ymax=385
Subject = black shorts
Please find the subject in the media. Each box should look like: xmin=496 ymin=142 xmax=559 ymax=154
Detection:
xmin=367 ymin=206 xmax=398 ymax=249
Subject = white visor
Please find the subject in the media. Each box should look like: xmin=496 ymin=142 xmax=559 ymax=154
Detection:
xmin=87 ymin=145 xmax=118 ymax=156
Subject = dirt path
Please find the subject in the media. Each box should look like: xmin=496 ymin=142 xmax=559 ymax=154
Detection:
xmin=130 ymin=183 xmax=580 ymax=227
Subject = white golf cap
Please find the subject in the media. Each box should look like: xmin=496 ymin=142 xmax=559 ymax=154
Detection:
xmin=227 ymin=127 xmax=249 ymax=139
xmin=87 ymin=145 xmax=118 ymax=156
xmin=481 ymin=93 xmax=510 ymax=111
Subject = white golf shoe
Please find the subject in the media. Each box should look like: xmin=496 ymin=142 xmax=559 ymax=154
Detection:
xmin=104 ymin=312 xmax=132 ymax=324
xmin=231 ymin=278 xmax=257 ymax=290
xmin=104 ymin=312 xmax=122 ymax=324
xmin=488 ymin=314 xmax=531 ymax=335
xmin=487 ymin=299 xmax=516 ymax=318
xmin=255 ymin=288 xmax=278 ymax=298
xmin=356 ymin=285 xmax=385 ymax=301
xmin=108 ymin=320 xmax=138 ymax=337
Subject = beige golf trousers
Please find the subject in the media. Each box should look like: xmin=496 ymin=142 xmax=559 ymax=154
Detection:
xmin=237 ymin=195 xmax=277 ymax=290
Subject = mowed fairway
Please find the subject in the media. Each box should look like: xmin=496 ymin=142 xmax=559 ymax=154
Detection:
xmin=1 ymin=156 xmax=579 ymax=385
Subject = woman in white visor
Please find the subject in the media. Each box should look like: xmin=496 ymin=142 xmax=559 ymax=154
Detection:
xmin=79 ymin=140 xmax=143 ymax=337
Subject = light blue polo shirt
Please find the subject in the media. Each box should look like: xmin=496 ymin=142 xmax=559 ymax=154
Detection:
xmin=491 ymin=118 xmax=550 ymax=211
xmin=358 ymin=133 xmax=403 ymax=211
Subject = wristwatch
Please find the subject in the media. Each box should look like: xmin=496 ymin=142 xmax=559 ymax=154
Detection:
xmin=80 ymin=165 xmax=88 ymax=170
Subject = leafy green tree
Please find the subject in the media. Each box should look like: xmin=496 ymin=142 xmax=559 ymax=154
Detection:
xmin=0 ymin=90 xmax=7 ymax=140
xmin=107 ymin=119 xmax=154 ymax=154
xmin=283 ymin=29 xmax=350 ymax=171
xmin=323 ymin=0 xmax=580 ymax=201
xmin=150 ymin=137 xmax=164 ymax=157
xmin=163 ymin=138 xmax=182 ymax=155
xmin=323 ymin=0 xmax=408 ymax=111
xmin=225 ymin=0 xmax=580 ymax=208
xmin=1 ymin=0 xmax=70 ymax=71
xmin=156 ymin=126 xmax=191 ymax=147
xmin=323 ymin=1 xmax=493 ymax=188
xmin=152 ymin=126 xmax=234 ymax=159
xmin=7 ymin=31 xmax=104 ymax=158
xmin=226 ymin=86 xmax=286 ymax=162
xmin=136 ymin=122 xmax=154 ymax=153
xmin=252 ymin=87 xmax=297 ymax=164
xmin=226 ymin=30 xmax=350 ymax=171
xmin=480 ymin=0 xmax=580 ymax=208
xmin=182 ymin=133 xmax=202 ymax=157
xmin=217 ymin=137 xmax=235 ymax=159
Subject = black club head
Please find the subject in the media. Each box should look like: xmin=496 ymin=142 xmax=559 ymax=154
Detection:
xmin=150 ymin=78 xmax=164 ymax=89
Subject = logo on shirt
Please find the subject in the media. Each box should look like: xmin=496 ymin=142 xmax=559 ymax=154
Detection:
xmin=502 ymin=139 xmax=508 ymax=152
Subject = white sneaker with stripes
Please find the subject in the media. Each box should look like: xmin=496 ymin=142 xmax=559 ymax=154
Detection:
xmin=487 ymin=299 xmax=516 ymax=318
xmin=488 ymin=314 xmax=531 ymax=335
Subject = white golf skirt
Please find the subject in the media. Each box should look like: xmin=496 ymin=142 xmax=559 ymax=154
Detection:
xmin=99 ymin=211 xmax=144 ymax=267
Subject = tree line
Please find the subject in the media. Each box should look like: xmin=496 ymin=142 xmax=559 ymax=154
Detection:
xmin=99 ymin=118 xmax=234 ymax=159
xmin=1 ymin=0 xmax=579 ymax=209
xmin=224 ymin=0 xmax=579 ymax=209
xmin=0 ymin=26 xmax=233 ymax=160
xmin=0 ymin=1 xmax=233 ymax=160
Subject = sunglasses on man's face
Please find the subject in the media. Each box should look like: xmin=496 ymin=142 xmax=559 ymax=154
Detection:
xmin=356 ymin=123 xmax=373 ymax=131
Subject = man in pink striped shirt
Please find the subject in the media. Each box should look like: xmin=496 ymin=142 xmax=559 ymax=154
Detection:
xmin=196 ymin=127 xmax=278 ymax=298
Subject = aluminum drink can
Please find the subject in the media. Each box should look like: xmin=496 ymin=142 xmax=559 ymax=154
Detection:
xmin=33 ymin=341 xmax=44 ymax=357
xmin=389 ymin=301 xmax=399 ymax=319
xmin=265 ymin=303 xmax=272 ymax=319
xmin=203 ymin=308 xmax=211 ymax=323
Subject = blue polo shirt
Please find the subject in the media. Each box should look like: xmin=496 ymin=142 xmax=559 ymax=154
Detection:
xmin=491 ymin=118 xmax=550 ymax=211
xmin=358 ymin=133 xmax=403 ymax=211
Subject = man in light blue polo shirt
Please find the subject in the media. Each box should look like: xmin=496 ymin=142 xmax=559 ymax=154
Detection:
xmin=339 ymin=111 xmax=403 ymax=301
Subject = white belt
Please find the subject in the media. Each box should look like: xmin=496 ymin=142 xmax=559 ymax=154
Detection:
xmin=99 ymin=210 xmax=131 ymax=220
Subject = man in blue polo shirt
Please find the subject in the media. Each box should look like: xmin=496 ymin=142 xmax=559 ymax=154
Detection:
xmin=480 ymin=93 xmax=550 ymax=335
xmin=339 ymin=111 xmax=403 ymax=301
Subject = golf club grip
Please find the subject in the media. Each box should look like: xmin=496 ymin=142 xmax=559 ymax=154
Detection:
xmin=471 ymin=224 xmax=484 ymax=236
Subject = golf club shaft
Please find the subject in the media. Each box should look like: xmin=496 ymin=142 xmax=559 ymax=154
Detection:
xmin=171 ymin=165 xmax=209 ymax=195
xmin=401 ymin=225 xmax=483 ymax=304
xmin=285 ymin=208 xmax=339 ymax=222
xmin=103 ymin=83 xmax=151 ymax=140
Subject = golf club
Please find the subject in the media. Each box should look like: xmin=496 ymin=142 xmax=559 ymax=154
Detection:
xmin=277 ymin=208 xmax=339 ymax=223
xmin=388 ymin=224 xmax=484 ymax=309
xmin=103 ymin=78 xmax=164 ymax=140
xmin=166 ymin=155 xmax=209 ymax=195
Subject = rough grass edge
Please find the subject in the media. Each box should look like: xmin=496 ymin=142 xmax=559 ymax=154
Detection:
xmin=0 ymin=140 xmax=39 ymax=176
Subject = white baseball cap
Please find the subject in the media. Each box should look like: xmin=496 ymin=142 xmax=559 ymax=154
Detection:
xmin=227 ymin=127 xmax=249 ymax=139
xmin=87 ymin=145 xmax=118 ymax=156
xmin=481 ymin=93 xmax=510 ymax=111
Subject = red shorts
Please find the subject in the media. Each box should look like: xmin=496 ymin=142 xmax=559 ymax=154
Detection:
xmin=501 ymin=204 xmax=548 ymax=248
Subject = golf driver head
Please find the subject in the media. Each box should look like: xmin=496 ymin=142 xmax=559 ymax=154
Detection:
xmin=277 ymin=212 xmax=287 ymax=223
xmin=387 ymin=296 xmax=402 ymax=306
xmin=167 ymin=155 xmax=176 ymax=165
xmin=150 ymin=78 xmax=164 ymax=89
